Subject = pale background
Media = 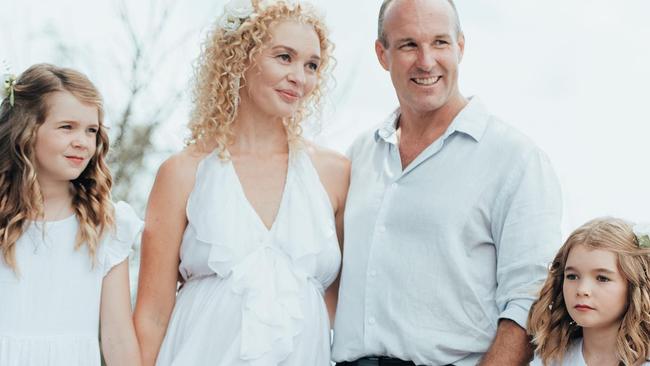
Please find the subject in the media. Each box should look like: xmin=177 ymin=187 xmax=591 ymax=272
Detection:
xmin=3 ymin=0 xmax=649 ymax=238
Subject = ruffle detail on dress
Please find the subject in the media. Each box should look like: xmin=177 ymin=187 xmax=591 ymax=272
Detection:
xmin=100 ymin=201 xmax=143 ymax=276
xmin=274 ymin=151 xmax=338 ymax=274
xmin=184 ymin=150 xmax=340 ymax=364
xmin=232 ymin=245 xmax=304 ymax=363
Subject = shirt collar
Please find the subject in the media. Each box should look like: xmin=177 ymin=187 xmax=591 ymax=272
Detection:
xmin=375 ymin=108 xmax=400 ymax=144
xmin=374 ymin=96 xmax=489 ymax=144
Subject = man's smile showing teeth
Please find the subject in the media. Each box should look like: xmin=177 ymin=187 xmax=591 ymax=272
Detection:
xmin=412 ymin=76 xmax=442 ymax=86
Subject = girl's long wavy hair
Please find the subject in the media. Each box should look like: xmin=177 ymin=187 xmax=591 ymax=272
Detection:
xmin=187 ymin=0 xmax=332 ymax=157
xmin=527 ymin=217 xmax=650 ymax=366
xmin=0 ymin=63 xmax=114 ymax=272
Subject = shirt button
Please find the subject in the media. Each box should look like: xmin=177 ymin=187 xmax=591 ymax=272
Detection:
xmin=378 ymin=226 xmax=386 ymax=233
xmin=391 ymin=182 xmax=398 ymax=189
xmin=369 ymin=270 xmax=377 ymax=277
xmin=368 ymin=317 xmax=376 ymax=325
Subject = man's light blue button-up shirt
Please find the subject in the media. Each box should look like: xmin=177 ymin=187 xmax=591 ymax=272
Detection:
xmin=332 ymin=97 xmax=563 ymax=366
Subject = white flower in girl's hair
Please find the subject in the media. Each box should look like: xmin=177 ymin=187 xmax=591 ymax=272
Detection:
xmin=2 ymin=73 xmax=17 ymax=106
xmin=219 ymin=0 xmax=254 ymax=32
xmin=633 ymin=223 xmax=650 ymax=248
xmin=1 ymin=75 xmax=10 ymax=98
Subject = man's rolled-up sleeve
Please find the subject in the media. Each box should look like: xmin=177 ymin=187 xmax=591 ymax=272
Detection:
xmin=491 ymin=149 xmax=563 ymax=329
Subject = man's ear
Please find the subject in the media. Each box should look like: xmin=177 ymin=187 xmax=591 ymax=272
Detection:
xmin=457 ymin=32 xmax=465 ymax=63
xmin=375 ymin=40 xmax=390 ymax=71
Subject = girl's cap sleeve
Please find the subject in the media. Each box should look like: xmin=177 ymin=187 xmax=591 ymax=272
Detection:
xmin=101 ymin=201 xmax=143 ymax=276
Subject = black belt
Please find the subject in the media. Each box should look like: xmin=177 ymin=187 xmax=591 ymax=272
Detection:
xmin=336 ymin=357 xmax=418 ymax=366
xmin=337 ymin=357 xmax=454 ymax=366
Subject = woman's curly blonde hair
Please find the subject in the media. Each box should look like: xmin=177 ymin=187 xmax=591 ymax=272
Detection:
xmin=527 ymin=217 xmax=650 ymax=366
xmin=187 ymin=0 xmax=333 ymax=157
xmin=0 ymin=63 xmax=114 ymax=272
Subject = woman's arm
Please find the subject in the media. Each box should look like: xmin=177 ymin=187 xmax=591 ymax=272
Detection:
xmin=309 ymin=145 xmax=351 ymax=325
xmin=100 ymin=260 xmax=141 ymax=366
xmin=133 ymin=152 xmax=201 ymax=366
xmin=324 ymin=186 xmax=346 ymax=323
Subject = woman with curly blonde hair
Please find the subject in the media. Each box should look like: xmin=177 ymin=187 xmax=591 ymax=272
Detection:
xmin=528 ymin=218 xmax=650 ymax=366
xmin=0 ymin=64 xmax=142 ymax=365
xmin=134 ymin=1 xmax=349 ymax=365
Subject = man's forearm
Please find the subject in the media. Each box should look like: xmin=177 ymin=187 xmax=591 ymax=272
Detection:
xmin=479 ymin=318 xmax=533 ymax=366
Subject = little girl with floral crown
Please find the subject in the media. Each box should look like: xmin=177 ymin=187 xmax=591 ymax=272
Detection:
xmin=0 ymin=64 xmax=141 ymax=366
xmin=528 ymin=217 xmax=650 ymax=366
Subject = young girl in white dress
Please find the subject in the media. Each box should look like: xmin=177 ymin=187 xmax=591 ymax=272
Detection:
xmin=0 ymin=64 xmax=142 ymax=366
xmin=134 ymin=1 xmax=349 ymax=365
xmin=527 ymin=218 xmax=650 ymax=366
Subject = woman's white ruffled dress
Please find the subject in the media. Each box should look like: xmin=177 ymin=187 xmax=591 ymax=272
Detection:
xmin=0 ymin=202 xmax=142 ymax=366
xmin=156 ymin=148 xmax=341 ymax=366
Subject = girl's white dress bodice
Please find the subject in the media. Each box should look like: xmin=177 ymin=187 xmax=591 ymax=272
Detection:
xmin=0 ymin=202 xmax=142 ymax=366
xmin=156 ymin=148 xmax=341 ymax=366
xmin=530 ymin=338 xmax=650 ymax=366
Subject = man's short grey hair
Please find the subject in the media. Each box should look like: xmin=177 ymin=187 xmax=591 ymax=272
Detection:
xmin=377 ymin=0 xmax=463 ymax=47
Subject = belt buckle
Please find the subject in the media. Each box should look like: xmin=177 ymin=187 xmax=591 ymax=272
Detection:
xmin=378 ymin=358 xmax=409 ymax=366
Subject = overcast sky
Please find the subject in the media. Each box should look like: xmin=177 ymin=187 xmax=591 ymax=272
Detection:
xmin=3 ymin=0 xmax=649 ymax=236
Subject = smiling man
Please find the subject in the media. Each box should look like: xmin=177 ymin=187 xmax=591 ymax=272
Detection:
xmin=332 ymin=1 xmax=563 ymax=365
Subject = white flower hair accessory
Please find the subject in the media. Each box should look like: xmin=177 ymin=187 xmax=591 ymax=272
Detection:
xmin=633 ymin=223 xmax=650 ymax=248
xmin=219 ymin=0 xmax=255 ymax=32
xmin=2 ymin=73 xmax=17 ymax=107
xmin=218 ymin=0 xmax=299 ymax=32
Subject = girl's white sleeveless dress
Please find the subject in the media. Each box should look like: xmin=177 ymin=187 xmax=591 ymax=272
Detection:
xmin=0 ymin=202 xmax=142 ymax=366
xmin=156 ymin=148 xmax=341 ymax=366
xmin=530 ymin=338 xmax=650 ymax=365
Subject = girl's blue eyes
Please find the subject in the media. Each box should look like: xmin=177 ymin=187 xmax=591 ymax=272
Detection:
xmin=565 ymin=273 xmax=612 ymax=282
xmin=58 ymin=125 xmax=98 ymax=134
xmin=596 ymin=275 xmax=611 ymax=282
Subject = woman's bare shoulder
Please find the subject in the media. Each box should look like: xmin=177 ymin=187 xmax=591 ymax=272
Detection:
xmin=303 ymin=141 xmax=350 ymax=209
xmin=160 ymin=145 xmax=210 ymax=173
xmin=154 ymin=145 xmax=212 ymax=193
xmin=304 ymin=141 xmax=350 ymax=177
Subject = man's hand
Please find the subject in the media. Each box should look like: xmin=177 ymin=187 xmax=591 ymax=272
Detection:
xmin=479 ymin=319 xmax=533 ymax=366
